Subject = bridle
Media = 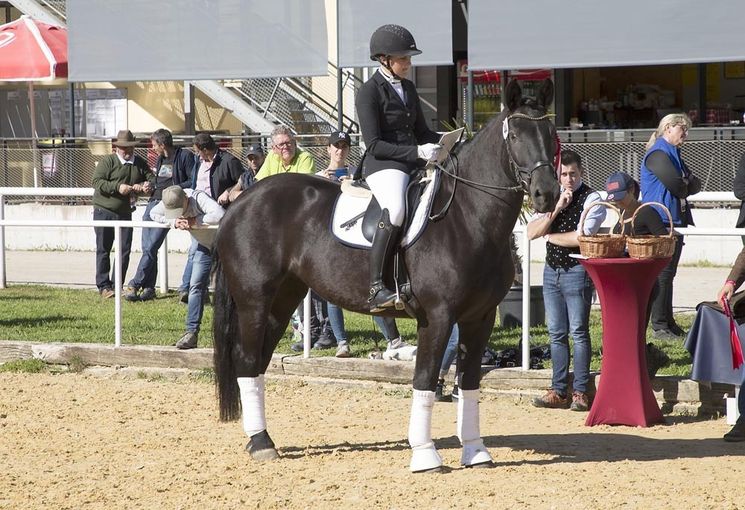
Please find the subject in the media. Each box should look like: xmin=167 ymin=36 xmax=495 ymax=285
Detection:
xmin=502 ymin=112 xmax=557 ymax=192
xmin=430 ymin=110 xmax=556 ymax=221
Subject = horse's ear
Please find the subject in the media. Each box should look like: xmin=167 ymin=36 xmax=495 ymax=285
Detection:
xmin=537 ymin=79 xmax=554 ymax=110
xmin=504 ymin=80 xmax=522 ymax=111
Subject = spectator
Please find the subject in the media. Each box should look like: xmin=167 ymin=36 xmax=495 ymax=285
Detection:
xmin=606 ymin=172 xmax=673 ymax=375
xmin=92 ymin=130 xmax=153 ymax=298
xmin=435 ymin=324 xmax=460 ymax=402
xmin=716 ymin=247 xmax=745 ymax=441
xmin=227 ymin=143 xmax=265 ymax=203
xmin=150 ymin=185 xmax=225 ymax=349
xmin=124 ymin=129 xmax=195 ymax=302
xmin=640 ymin=113 xmax=701 ymax=340
xmin=289 ymin=292 xmax=337 ymax=353
xmin=177 ymin=133 xmax=244 ymax=303
xmin=356 ymin=24 xmax=441 ymax=312
xmin=527 ymin=149 xmax=605 ymax=411
xmin=316 ymin=130 xmax=353 ymax=181
xmin=733 ymin=153 xmax=745 ymax=246
xmin=254 ymin=125 xmax=316 ymax=180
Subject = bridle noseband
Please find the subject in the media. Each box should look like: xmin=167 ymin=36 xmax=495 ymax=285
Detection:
xmin=502 ymin=112 xmax=556 ymax=192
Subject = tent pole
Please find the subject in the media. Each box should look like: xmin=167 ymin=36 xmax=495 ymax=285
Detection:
xmin=28 ymin=82 xmax=39 ymax=188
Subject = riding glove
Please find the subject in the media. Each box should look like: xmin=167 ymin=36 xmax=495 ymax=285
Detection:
xmin=417 ymin=143 xmax=442 ymax=161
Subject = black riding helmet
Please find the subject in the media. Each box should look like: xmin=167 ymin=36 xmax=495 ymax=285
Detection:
xmin=369 ymin=24 xmax=422 ymax=60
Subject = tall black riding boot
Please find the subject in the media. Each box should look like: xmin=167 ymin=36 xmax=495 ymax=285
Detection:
xmin=368 ymin=209 xmax=401 ymax=312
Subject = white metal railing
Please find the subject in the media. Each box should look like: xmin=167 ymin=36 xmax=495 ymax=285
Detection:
xmin=2 ymin=186 xmax=744 ymax=365
xmin=0 ymin=187 xmax=316 ymax=354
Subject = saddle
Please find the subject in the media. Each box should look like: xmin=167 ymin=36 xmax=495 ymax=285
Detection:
xmin=331 ymin=169 xmax=441 ymax=249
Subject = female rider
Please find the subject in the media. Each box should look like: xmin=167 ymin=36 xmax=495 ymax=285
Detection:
xmin=355 ymin=24 xmax=441 ymax=311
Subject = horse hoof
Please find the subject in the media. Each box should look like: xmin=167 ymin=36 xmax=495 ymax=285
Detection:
xmin=461 ymin=440 xmax=493 ymax=467
xmin=410 ymin=446 xmax=442 ymax=473
xmin=464 ymin=460 xmax=494 ymax=469
xmin=245 ymin=430 xmax=279 ymax=461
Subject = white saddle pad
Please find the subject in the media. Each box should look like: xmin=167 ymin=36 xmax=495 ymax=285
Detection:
xmin=331 ymin=173 xmax=440 ymax=249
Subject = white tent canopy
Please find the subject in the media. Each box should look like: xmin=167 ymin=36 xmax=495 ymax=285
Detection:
xmin=67 ymin=0 xmax=328 ymax=81
xmin=337 ymin=0 xmax=453 ymax=68
xmin=468 ymin=0 xmax=745 ymax=70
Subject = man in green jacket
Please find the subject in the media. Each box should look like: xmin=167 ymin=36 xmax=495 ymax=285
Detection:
xmin=92 ymin=130 xmax=154 ymax=298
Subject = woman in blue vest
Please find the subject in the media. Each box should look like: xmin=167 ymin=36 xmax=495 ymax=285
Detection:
xmin=640 ymin=113 xmax=701 ymax=340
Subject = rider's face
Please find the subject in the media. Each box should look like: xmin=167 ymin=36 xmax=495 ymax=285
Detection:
xmin=388 ymin=55 xmax=411 ymax=77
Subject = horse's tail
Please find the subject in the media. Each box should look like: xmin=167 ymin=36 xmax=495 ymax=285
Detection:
xmin=211 ymin=248 xmax=241 ymax=422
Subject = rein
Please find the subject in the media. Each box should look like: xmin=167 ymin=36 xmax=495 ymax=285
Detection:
xmin=429 ymin=111 xmax=555 ymax=221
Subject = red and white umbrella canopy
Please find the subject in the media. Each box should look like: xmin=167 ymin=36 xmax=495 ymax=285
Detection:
xmin=0 ymin=15 xmax=67 ymax=81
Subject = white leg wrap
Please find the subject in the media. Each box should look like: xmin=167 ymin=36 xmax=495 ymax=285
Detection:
xmin=237 ymin=375 xmax=266 ymax=437
xmin=457 ymin=388 xmax=493 ymax=466
xmin=408 ymin=390 xmax=442 ymax=472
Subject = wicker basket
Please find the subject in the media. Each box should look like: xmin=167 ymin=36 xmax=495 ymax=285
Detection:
xmin=577 ymin=201 xmax=626 ymax=258
xmin=626 ymin=202 xmax=676 ymax=259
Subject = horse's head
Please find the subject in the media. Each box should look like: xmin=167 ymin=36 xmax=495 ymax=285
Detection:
xmin=501 ymin=79 xmax=560 ymax=213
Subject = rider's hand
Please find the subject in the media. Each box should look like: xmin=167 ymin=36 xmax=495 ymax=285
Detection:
xmin=417 ymin=143 xmax=441 ymax=161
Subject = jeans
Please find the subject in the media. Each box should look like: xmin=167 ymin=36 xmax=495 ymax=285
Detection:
xmin=185 ymin=243 xmax=212 ymax=333
xmin=179 ymin=238 xmax=197 ymax=293
xmin=296 ymin=291 xmax=335 ymax=344
xmin=327 ymin=303 xmax=347 ymax=343
xmin=543 ymin=263 xmax=594 ymax=395
xmin=129 ymin=200 xmax=169 ymax=289
xmin=439 ymin=324 xmax=460 ymax=376
xmin=650 ymin=234 xmax=684 ymax=331
xmin=374 ymin=316 xmax=399 ymax=341
xmin=94 ymin=207 xmax=133 ymax=291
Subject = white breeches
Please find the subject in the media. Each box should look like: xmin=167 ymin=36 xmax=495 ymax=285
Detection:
xmin=366 ymin=169 xmax=410 ymax=227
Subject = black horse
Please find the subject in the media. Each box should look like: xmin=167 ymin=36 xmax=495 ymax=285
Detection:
xmin=212 ymin=79 xmax=559 ymax=472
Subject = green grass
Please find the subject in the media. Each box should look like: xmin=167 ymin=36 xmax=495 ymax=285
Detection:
xmin=0 ymin=285 xmax=694 ymax=376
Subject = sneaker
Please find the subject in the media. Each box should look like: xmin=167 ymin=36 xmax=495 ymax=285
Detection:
xmin=335 ymin=343 xmax=351 ymax=358
xmin=312 ymin=337 xmax=337 ymax=350
xmin=178 ymin=290 xmax=189 ymax=304
xmin=99 ymin=287 xmax=115 ymax=299
xmin=652 ymin=328 xmax=682 ymax=341
xmin=451 ymin=384 xmax=460 ymax=402
xmin=570 ymin=391 xmax=590 ymax=412
xmin=668 ymin=323 xmax=686 ymax=337
xmin=175 ymin=331 xmax=198 ymax=350
xmin=139 ymin=287 xmax=156 ymax=301
xmin=724 ymin=418 xmax=745 ymax=442
xmin=532 ymin=389 xmax=569 ymax=409
xmin=290 ymin=341 xmax=306 ymax=352
xmin=123 ymin=285 xmax=140 ymax=302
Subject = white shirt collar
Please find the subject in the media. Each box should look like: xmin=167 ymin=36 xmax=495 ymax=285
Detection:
xmin=377 ymin=66 xmax=401 ymax=85
xmin=116 ymin=153 xmax=134 ymax=165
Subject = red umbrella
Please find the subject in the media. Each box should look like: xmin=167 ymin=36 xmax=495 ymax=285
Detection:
xmin=0 ymin=15 xmax=67 ymax=185
xmin=0 ymin=15 xmax=67 ymax=80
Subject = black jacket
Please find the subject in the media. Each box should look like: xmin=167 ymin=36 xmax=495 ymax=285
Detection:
xmin=190 ymin=149 xmax=244 ymax=201
xmin=355 ymin=70 xmax=439 ymax=176
xmin=735 ymin=153 xmax=745 ymax=228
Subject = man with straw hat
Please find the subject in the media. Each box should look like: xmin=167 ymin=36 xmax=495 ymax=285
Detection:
xmin=92 ymin=130 xmax=153 ymax=299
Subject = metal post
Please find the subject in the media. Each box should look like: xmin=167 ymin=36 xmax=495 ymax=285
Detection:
xmin=303 ymin=290 xmax=312 ymax=358
xmin=466 ymin=68 xmax=474 ymax=132
xmin=0 ymin=194 xmax=5 ymax=289
xmin=114 ymin=224 xmax=122 ymax=347
xmin=335 ymin=0 xmax=343 ymax=131
xmin=521 ymin=228 xmax=531 ymax=370
xmin=158 ymin=234 xmax=168 ymax=294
